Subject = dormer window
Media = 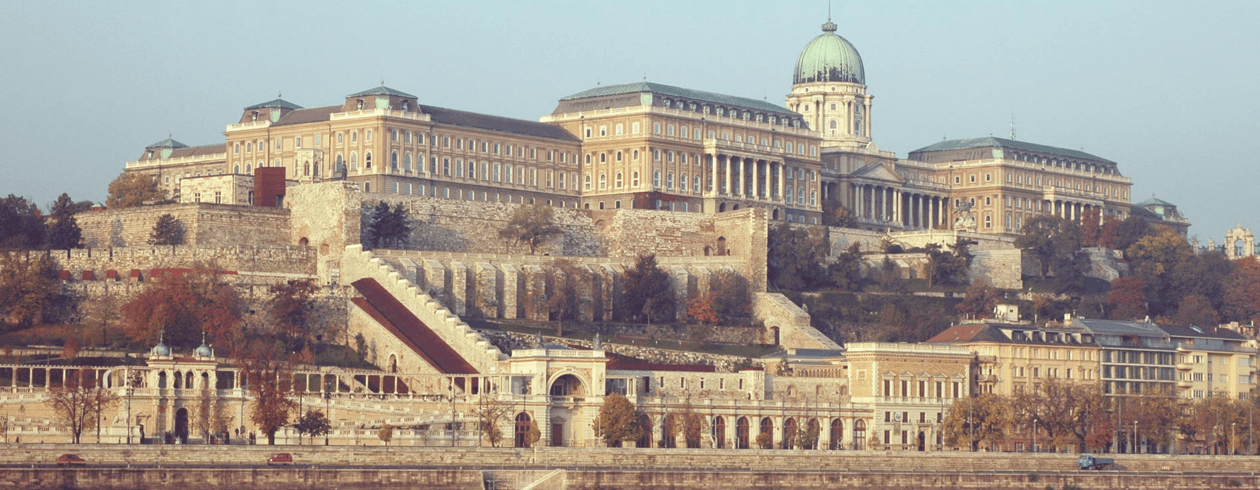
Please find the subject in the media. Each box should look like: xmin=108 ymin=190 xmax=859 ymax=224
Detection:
xmin=356 ymin=99 xmax=364 ymax=110
xmin=401 ymin=101 xmax=409 ymax=111
xmin=251 ymin=111 xmax=259 ymax=122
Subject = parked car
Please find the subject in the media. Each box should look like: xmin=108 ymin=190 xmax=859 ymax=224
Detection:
xmin=56 ymin=454 xmax=86 ymax=466
xmin=267 ymin=453 xmax=294 ymax=465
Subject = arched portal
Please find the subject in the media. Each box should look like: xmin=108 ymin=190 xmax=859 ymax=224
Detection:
xmin=636 ymin=414 xmax=652 ymax=448
xmin=759 ymin=417 xmax=774 ymax=448
xmin=736 ymin=417 xmax=750 ymax=449
xmin=514 ymin=412 xmax=532 ymax=448
xmin=549 ymin=374 xmax=585 ymax=397
xmin=174 ymin=408 xmax=189 ymax=443
xmin=830 ymin=418 xmax=844 ymax=450
xmin=714 ymin=416 xmax=726 ymax=449
xmin=806 ymin=419 xmax=820 ymax=450
xmin=783 ymin=418 xmax=798 ymax=449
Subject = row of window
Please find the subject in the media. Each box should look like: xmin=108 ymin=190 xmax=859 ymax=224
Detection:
xmin=235 ymin=130 xmax=576 ymax=167
xmin=586 ymin=121 xmax=818 ymax=157
xmin=1010 ymin=366 xmax=1096 ymax=380
xmin=881 ymin=379 xmax=963 ymax=399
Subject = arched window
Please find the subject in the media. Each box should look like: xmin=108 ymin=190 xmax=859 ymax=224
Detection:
xmin=350 ymin=152 xmax=358 ymax=170
xmin=693 ymin=176 xmax=700 ymax=193
xmin=631 ymin=171 xmax=640 ymax=187
xmin=515 ymin=412 xmax=533 ymax=448
xmin=599 ymin=173 xmax=607 ymax=190
xmin=245 ymin=163 xmax=252 ymax=173
xmin=736 ymin=417 xmax=750 ymax=449
xmin=599 ymin=153 xmax=607 ymax=163
xmin=390 ymin=152 xmax=398 ymax=170
xmin=615 ymin=172 xmax=623 ymax=188
xmin=365 ymin=152 xmax=373 ymax=169
xmin=830 ymin=419 xmax=844 ymax=450
xmin=403 ymin=153 xmax=411 ymax=171
xmin=335 ymin=154 xmax=344 ymax=172
xmin=233 ymin=165 xmax=240 ymax=174
xmin=666 ymin=172 xmax=674 ymax=189
xmin=363 ymin=182 xmax=371 ymax=192
xmin=853 ymin=420 xmax=867 ymax=450
xmin=584 ymin=174 xmax=592 ymax=190
xmin=653 ymin=171 xmax=661 ymax=188
xmin=759 ymin=418 xmax=774 ymax=448
xmin=680 ymin=173 xmax=687 ymax=192
xmin=616 ymin=151 xmax=622 ymax=162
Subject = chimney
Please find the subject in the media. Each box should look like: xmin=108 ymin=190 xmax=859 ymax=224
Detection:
xmin=1064 ymin=313 xmax=1073 ymax=324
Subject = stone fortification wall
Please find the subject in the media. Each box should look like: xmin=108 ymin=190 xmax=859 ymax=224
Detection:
xmin=286 ymin=182 xmax=363 ymax=284
xmin=376 ymin=250 xmax=756 ymax=323
xmin=340 ymin=245 xmax=506 ymax=373
xmin=482 ymin=330 xmax=759 ymax=372
xmin=365 ymin=193 xmax=603 ymax=257
xmin=825 ymin=226 xmax=1015 ymax=254
xmin=970 ymin=249 xmax=1023 ymax=289
xmin=75 ymin=203 xmax=291 ymax=249
xmin=9 ymin=246 xmax=316 ymax=289
xmin=754 ymin=292 xmax=840 ymax=350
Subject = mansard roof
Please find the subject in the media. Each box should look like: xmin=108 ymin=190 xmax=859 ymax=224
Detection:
xmin=145 ymin=137 xmax=188 ymax=149
xmin=244 ymin=98 xmax=303 ymax=111
xmin=1137 ymin=196 xmax=1177 ymax=207
xmin=419 ymin=104 xmax=580 ymax=141
xmin=909 ymin=136 xmax=1115 ymax=164
xmin=347 ymin=85 xmax=417 ymax=98
xmin=272 ymin=105 xmax=342 ymax=127
xmin=138 ymin=143 xmax=225 ymax=161
xmin=559 ymin=81 xmax=799 ymax=116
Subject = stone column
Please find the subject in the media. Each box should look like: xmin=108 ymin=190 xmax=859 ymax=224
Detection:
xmin=777 ymin=163 xmax=786 ymax=202
xmin=709 ymin=154 xmax=718 ymax=195
xmin=737 ymin=158 xmax=746 ymax=197
xmin=751 ymin=160 xmax=760 ymax=199
xmin=723 ymin=155 xmax=731 ymax=195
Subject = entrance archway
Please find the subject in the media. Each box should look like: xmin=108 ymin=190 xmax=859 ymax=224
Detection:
xmin=174 ymin=407 xmax=189 ymax=443
xmin=830 ymin=418 xmax=844 ymax=450
xmin=514 ymin=412 xmax=533 ymax=448
xmin=636 ymin=414 xmax=652 ymax=448
xmin=736 ymin=417 xmax=750 ymax=449
xmin=783 ymin=418 xmax=797 ymax=449
xmin=549 ymin=374 xmax=585 ymax=397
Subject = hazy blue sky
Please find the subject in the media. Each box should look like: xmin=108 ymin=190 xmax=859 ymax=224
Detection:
xmin=1 ymin=1 xmax=1255 ymax=243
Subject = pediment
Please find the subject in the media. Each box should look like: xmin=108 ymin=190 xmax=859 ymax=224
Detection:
xmin=852 ymin=162 xmax=904 ymax=183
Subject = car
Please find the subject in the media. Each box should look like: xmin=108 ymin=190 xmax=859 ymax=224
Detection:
xmin=266 ymin=453 xmax=294 ymax=465
xmin=56 ymin=454 xmax=86 ymax=466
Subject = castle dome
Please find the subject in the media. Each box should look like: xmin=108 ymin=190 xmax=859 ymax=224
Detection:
xmin=793 ymin=19 xmax=865 ymax=85
xmin=150 ymin=333 xmax=170 ymax=358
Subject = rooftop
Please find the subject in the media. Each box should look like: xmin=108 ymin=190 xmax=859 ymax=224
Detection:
xmin=560 ymin=81 xmax=799 ymax=116
xmin=909 ymin=136 xmax=1115 ymax=164
xmin=244 ymin=98 xmax=303 ymax=111
xmin=347 ymin=86 xmax=417 ymax=98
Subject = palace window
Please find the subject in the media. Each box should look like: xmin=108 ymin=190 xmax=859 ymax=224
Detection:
xmin=599 ymin=173 xmax=607 ymax=190
xmin=632 ymin=171 xmax=640 ymax=187
xmin=615 ymin=172 xmax=623 ymax=188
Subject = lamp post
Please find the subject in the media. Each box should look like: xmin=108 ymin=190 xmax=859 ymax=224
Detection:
xmin=1232 ymin=422 xmax=1237 ymax=456
xmin=323 ymin=390 xmax=331 ymax=446
xmin=1032 ymin=418 xmax=1038 ymax=453
xmin=1132 ymin=420 xmax=1138 ymax=455
xmin=125 ymin=382 xmax=134 ymax=445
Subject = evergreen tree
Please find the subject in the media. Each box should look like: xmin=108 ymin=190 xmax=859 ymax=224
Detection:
xmin=149 ymin=214 xmax=185 ymax=245
xmin=618 ymin=253 xmax=674 ymax=324
xmin=46 ymin=193 xmax=82 ymax=249
xmin=0 ymin=194 xmax=46 ymax=249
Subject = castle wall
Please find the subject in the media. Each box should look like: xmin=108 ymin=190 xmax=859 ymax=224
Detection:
xmin=286 ymin=182 xmax=363 ymax=284
xmin=15 ymin=246 xmax=316 ymax=284
xmin=75 ymin=203 xmax=291 ymax=249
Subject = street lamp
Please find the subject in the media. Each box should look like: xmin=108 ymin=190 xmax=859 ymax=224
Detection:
xmin=1132 ymin=420 xmax=1138 ymax=455
xmin=1232 ymin=422 xmax=1237 ymax=456
xmin=125 ymin=385 xmax=134 ymax=444
xmin=1032 ymin=418 xmax=1038 ymax=453
xmin=323 ymin=391 xmax=331 ymax=446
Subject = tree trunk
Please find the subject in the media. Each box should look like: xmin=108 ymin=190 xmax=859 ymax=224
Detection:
xmin=267 ymin=431 xmax=276 ymax=445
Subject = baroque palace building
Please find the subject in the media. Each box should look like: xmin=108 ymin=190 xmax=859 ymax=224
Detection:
xmin=120 ymin=17 xmax=1137 ymax=237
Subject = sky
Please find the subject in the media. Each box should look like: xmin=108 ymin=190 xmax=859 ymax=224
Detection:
xmin=1 ymin=0 xmax=1256 ymax=244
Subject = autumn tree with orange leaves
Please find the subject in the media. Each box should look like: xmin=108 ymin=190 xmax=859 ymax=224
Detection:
xmin=120 ymin=266 xmax=244 ymax=351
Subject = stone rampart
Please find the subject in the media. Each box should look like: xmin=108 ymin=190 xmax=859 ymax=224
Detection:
xmin=971 ymin=249 xmax=1023 ymax=289
xmin=75 ymin=203 xmax=291 ymax=249
xmin=754 ymin=292 xmax=839 ymax=350
xmin=8 ymin=246 xmax=316 ymax=284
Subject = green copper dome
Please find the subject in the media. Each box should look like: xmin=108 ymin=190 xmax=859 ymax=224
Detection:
xmin=794 ymin=20 xmax=865 ymax=85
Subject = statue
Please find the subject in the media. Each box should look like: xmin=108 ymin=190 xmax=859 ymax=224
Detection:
xmin=953 ymin=201 xmax=976 ymax=232
xmin=592 ymin=333 xmax=601 ymax=350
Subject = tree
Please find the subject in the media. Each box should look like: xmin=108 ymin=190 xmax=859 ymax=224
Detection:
xmin=1109 ymin=216 xmax=1153 ymax=253
xmin=595 ymin=393 xmax=643 ymax=447
xmin=955 ymin=279 xmax=1000 ymax=319
xmin=363 ymin=201 xmax=411 ymax=249
xmin=1127 ymin=228 xmax=1196 ymax=314
xmin=120 ymin=268 xmax=244 ymax=351
xmin=265 ymin=279 xmax=318 ymax=351
xmin=149 ymin=214 xmax=185 ymax=246
xmin=827 ymin=243 xmax=864 ymax=291
xmin=544 ymin=260 xmax=587 ymax=332
xmin=294 ymin=409 xmax=331 ymax=446
xmin=0 ymin=252 xmax=60 ymax=329
xmin=1015 ymin=215 xmax=1087 ymax=292
xmin=925 ymin=239 xmax=972 ymax=287
xmin=241 ymin=340 xmax=296 ymax=445
xmin=1173 ymin=293 xmax=1220 ymax=328
xmin=767 ymin=222 xmax=828 ymax=290
xmin=942 ymin=393 xmax=1012 ymax=451
xmin=378 ymin=423 xmax=394 ymax=446
xmin=474 ymin=397 xmax=515 ymax=447
xmin=1080 ymin=208 xmax=1102 ymax=247
xmin=1106 ymin=276 xmax=1148 ymax=320
xmin=820 ymin=193 xmax=857 ymax=228
xmin=498 ymin=204 xmax=562 ymax=255
xmin=48 ymin=370 xmax=117 ymax=444
xmin=46 ymin=193 xmax=82 ymax=250
xmin=0 ymin=194 xmax=46 ymax=249
xmin=1223 ymin=258 xmax=1260 ymax=324
xmin=1011 ymin=379 xmax=1106 ymax=452
xmin=687 ymin=269 xmax=751 ymax=325
xmin=106 ymin=172 xmax=164 ymax=208
xmin=526 ymin=420 xmax=542 ymax=448
xmin=618 ymin=253 xmax=674 ymax=324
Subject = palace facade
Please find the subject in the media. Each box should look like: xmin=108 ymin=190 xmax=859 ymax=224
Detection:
xmin=120 ymin=17 xmax=1143 ymax=237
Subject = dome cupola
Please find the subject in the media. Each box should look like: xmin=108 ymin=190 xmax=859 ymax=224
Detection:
xmin=194 ymin=332 xmax=213 ymax=359
xmin=793 ymin=19 xmax=865 ymax=85
xmin=150 ymin=331 xmax=171 ymax=358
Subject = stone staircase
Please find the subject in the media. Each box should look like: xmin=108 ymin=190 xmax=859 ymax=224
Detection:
xmin=341 ymin=245 xmax=506 ymax=373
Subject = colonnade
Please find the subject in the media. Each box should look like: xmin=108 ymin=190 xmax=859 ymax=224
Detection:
xmin=706 ymin=153 xmax=814 ymax=207
xmin=850 ymin=182 xmax=949 ymax=230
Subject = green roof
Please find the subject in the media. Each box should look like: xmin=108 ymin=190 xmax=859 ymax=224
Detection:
xmin=1136 ymin=197 xmax=1177 ymax=207
xmin=909 ymin=137 xmax=1115 ymax=164
xmin=794 ymin=21 xmax=865 ymax=85
xmin=145 ymin=137 xmax=188 ymax=149
xmin=347 ymin=86 xmax=417 ymax=98
xmin=244 ymin=98 xmax=303 ymax=111
xmin=560 ymin=81 xmax=798 ymax=116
